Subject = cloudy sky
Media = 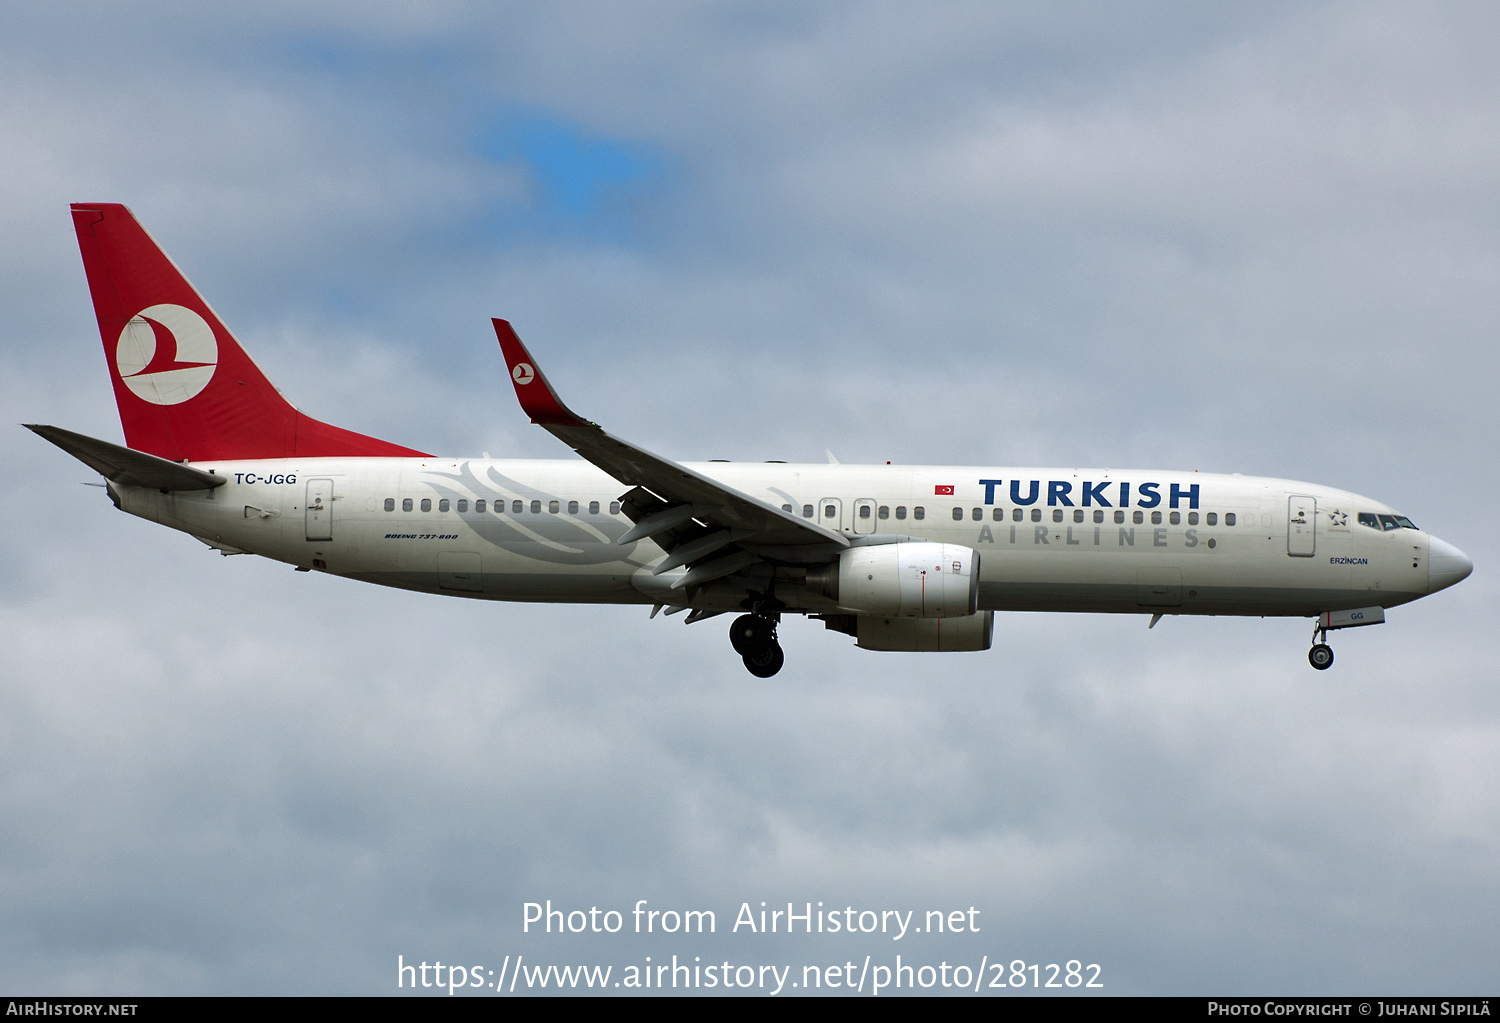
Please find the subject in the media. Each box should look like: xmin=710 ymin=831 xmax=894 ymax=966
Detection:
xmin=1 ymin=0 xmax=1496 ymax=995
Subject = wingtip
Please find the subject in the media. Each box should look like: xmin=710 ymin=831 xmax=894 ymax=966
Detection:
xmin=490 ymin=318 xmax=589 ymax=428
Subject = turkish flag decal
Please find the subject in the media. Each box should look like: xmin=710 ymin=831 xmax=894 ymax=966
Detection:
xmin=934 ymin=485 xmax=955 ymax=495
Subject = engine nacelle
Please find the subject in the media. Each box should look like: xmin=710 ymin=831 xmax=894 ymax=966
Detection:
xmin=808 ymin=541 xmax=980 ymax=618
xmin=855 ymin=611 xmax=994 ymax=652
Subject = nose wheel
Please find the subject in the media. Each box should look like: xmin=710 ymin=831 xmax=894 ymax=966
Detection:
xmin=730 ymin=613 xmax=784 ymax=677
xmin=1308 ymin=623 xmax=1334 ymax=670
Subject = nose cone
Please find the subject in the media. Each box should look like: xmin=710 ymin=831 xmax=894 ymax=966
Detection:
xmin=1428 ymin=536 xmax=1473 ymax=594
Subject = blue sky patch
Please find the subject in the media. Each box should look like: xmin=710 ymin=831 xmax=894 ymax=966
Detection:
xmin=475 ymin=113 xmax=664 ymax=226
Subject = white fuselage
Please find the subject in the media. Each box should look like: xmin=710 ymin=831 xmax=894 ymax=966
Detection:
xmin=107 ymin=458 xmax=1440 ymax=619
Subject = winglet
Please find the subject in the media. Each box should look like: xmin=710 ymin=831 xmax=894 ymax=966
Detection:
xmin=492 ymin=319 xmax=590 ymax=428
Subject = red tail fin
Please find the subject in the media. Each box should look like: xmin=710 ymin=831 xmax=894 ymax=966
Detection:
xmin=70 ymin=203 xmax=427 ymax=461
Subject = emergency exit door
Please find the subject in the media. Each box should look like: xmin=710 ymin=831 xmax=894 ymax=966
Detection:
xmin=819 ymin=498 xmax=843 ymax=532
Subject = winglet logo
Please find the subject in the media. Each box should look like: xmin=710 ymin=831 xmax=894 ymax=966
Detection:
xmin=512 ymin=362 xmax=535 ymax=385
xmin=115 ymin=304 xmax=218 ymax=405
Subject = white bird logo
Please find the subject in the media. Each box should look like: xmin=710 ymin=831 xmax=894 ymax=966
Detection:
xmin=114 ymin=304 xmax=218 ymax=405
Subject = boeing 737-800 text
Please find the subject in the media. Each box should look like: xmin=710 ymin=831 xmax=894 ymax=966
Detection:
xmin=30 ymin=204 xmax=1472 ymax=676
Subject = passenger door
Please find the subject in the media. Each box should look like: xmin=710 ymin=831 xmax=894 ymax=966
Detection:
xmin=1288 ymin=495 xmax=1316 ymax=557
xmin=305 ymin=478 xmax=333 ymax=541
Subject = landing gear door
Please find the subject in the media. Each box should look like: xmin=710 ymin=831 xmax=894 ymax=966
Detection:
xmin=819 ymin=498 xmax=844 ymax=532
xmin=306 ymin=478 xmax=334 ymax=541
xmin=1288 ymin=495 xmax=1315 ymax=557
xmin=853 ymin=498 xmax=877 ymax=535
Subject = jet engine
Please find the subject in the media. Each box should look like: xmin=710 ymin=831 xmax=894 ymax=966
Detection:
xmin=806 ymin=542 xmax=980 ymax=618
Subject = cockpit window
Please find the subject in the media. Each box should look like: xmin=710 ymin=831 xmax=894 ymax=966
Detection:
xmin=1394 ymin=515 xmax=1418 ymax=529
xmin=1358 ymin=513 xmax=1380 ymax=530
xmin=1378 ymin=514 xmax=1400 ymax=531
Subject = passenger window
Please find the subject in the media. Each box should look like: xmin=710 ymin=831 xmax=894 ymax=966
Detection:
xmin=782 ymin=504 xmax=793 ymax=513
xmin=1093 ymin=510 xmax=1104 ymax=524
xmin=1073 ymin=510 xmax=1084 ymax=523
xmin=824 ymin=505 xmax=836 ymax=518
xmin=568 ymin=500 xmax=578 ymax=514
xmin=610 ymin=501 xmax=621 ymax=515
xmin=1114 ymin=510 xmax=1124 ymax=524
xmin=1225 ymin=512 xmax=1236 ymax=526
xmin=384 ymin=498 xmax=395 ymax=512
xmin=439 ymin=499 xmax=450 ymax=512
xmin=1188 ymin=512 xmax=1198 ymax=525
xmin=1133 ymin=510 xmax=1143 ymax=525
xmin=475 ymin=500 xmax=486 ymax=513
xmin=1052 ymin=509 xmax=1064 ymax=523
xmin=1206 ymin=512 xmax=1217 ymax=526
xmin=457 ymin=499 xmax=468 ymax=512
xmin=531 ymin=500 xmax=541 ymax=514
xmin=1013 ymin=508 xmax=1024 ymax=522
xmin=1031 ymin=508 xmax=1042 ymax=522
xmin=513 ymin=500 xmax=523 ymax=514
xmin=421 ymin=499 xmax=432 ymax=512
xmin=549 ymin=500 xmax=560 ymax=514
xmin=402 ymin=498 xmax=413 ymax=512
xmin=952 ymin=507 xmax=964 ymax=521
xmin=895 ymin=506 xmax=907 ymax=520
xmin=1151 ymin=511 xmax=1161 ymax=525
xmin=590 ymin=501 xmax=600 ymax=514
xmin=1169 ymin=511 xmax=1180 ymax=525
xmin=879 ymin=506 xmax=890 ymax=519
xmin=861 ymin=505 xmax=872 ymax=519
xmin=992 ymin=508 xmax=1003 ymax=521
xmin=914 ymin=507 xmax=925 ymax=520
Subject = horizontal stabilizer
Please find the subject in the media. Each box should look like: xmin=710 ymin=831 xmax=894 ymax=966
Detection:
xmin=26 ymin=424 xmax=226 ymax=491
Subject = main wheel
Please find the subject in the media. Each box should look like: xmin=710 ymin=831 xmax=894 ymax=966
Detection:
xmin=742 ymin=642 xmax=785 ymax=678
xmin=1308 ymin=644 xmax=1334 ymax=670
xmin=729 ymin=614 xmax=775 ymax=656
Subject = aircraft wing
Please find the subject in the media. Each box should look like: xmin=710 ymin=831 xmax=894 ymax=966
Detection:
xmin=492 ymin=319 xmax=848 ymax=578
xmin=27 ymin=424 xmax=227 ymax=491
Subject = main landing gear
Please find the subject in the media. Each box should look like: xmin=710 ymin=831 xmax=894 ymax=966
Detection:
xmin=730 ymin=613 xmax=784 ymax=677
xmin=1308 ymin=623 xmax=1334 ymax=671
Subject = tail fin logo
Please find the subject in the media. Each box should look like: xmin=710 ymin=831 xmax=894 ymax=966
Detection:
xmin=115 ymin=303 xmax=218 ymax=405
xmin=512 ymin=362 xmax=535 ymax=385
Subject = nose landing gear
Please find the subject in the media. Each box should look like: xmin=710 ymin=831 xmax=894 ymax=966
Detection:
xmin=730 ymin=613 xmax=784 ymax=677
xmin=1308 ymin=643 xmax=1334 ymax=670
xmin=1308 ymin=622 xmax=1334 ymax=670
xmin=1303 ymin=606 xmax=1386 ymax=669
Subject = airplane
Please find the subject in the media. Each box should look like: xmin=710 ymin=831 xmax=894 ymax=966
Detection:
xmin=30 ymin=203 xmax=1473 ymax=677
